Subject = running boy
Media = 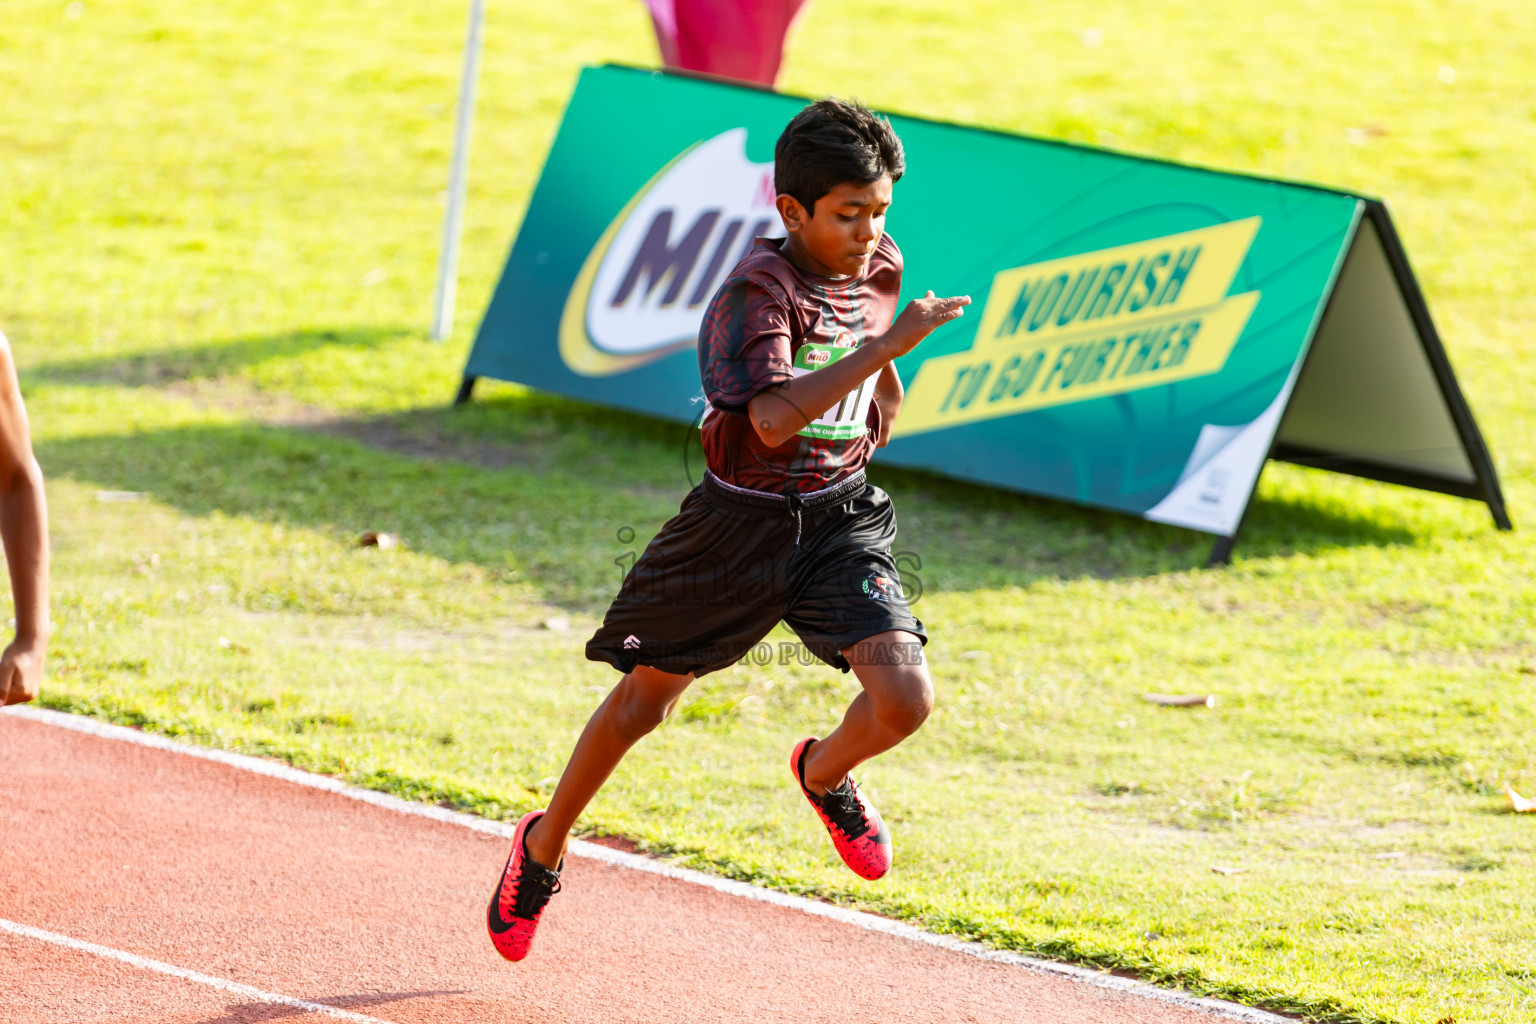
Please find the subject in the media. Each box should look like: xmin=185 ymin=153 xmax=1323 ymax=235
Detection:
xmin=488 ymin=100 xmax=969 ymax=962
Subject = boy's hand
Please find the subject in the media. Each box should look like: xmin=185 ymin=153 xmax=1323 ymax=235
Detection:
xmin=878 ymin=291 xmax=970 ymax=358
xmin=0 ymin=635 xmax=45 ymax=706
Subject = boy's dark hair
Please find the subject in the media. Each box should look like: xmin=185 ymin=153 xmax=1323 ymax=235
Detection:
xmin=774 ymin=99 xmax=905 ymax=215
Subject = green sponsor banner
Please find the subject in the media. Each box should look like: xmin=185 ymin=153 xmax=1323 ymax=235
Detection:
xmin=466 ymin=65 xmax=1434 ymax=540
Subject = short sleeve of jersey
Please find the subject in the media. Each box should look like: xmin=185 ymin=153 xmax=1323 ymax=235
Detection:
xmin=698 ymin=273 xmax=795 ymax=413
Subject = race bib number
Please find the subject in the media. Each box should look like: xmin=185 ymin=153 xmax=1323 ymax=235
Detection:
xmin=791 ymin=337 xmax=878 ymax=440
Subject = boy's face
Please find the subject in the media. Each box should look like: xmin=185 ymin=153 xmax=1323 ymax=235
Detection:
xmin=775 ymin=175 xmax=893 ymax=279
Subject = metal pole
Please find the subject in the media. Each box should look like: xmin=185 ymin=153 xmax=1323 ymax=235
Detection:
xmin=430 ymin=0 xmax=486 ymax=341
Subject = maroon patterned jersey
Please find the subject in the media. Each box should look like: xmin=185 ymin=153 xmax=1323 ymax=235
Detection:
xmin=698 ymin=233 xmax=903 ymax=493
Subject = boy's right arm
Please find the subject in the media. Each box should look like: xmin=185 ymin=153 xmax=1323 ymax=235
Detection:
xmin=0 ymin=331 xmax=49 ymax=707
xmin=748 ymin=291 xmax=969 ymax=448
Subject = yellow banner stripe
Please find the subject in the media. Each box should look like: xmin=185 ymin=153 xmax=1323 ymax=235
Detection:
xmin=896 ymin=291 xmax=1260 ymax=436
xmin=976 ymin=216 xmax=1260 ymax=346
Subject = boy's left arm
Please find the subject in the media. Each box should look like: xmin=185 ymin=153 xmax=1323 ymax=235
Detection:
xmin=872 ymin=363 xmax=903 ymax=448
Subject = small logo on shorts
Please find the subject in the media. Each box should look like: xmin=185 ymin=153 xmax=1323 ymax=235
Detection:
xmin=861 ymin=571 xmax=903 ymax=603
xmin=623 ymin=635 xmax=642 ymax=650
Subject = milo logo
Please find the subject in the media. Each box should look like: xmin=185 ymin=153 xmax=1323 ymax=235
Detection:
xmin=805 ymin=349 xmax=831 ymax=366
xmin=559 ymin=129 xmax=786 ymax=376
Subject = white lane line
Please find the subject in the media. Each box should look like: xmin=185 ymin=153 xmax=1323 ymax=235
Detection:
xmin=7 ymin=706 xmax=1290 ymax=1024
xmin=0 ymin=917 xmax=393 ymax=1023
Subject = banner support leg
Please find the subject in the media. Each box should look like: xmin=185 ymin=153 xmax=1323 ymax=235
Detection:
xmin=454 ymin=375 xmax=477 ymax=406
xmin=1207 ymin=534 xmax=1237 ymax=568
xmin=1484 ymin=481 xmax=1513 ymax=531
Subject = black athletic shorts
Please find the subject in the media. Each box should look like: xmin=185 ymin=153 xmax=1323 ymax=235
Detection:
xmin=587 ymin=471 xmax=926 ymax=677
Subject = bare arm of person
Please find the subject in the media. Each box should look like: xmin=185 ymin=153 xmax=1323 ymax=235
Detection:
xmin=747 ymin=291 xmax=968 ymax=448
xmin=0 ymin=331 xmax=49 ymax=706
xmin=871 ymin=362 xmax=904 ymax=448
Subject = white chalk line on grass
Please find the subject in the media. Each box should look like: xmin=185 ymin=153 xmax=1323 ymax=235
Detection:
xmin=0 ymin=917 xmax=393 ymax=1023
xmin=9 ymin=706 xmax=1292 ymax=1024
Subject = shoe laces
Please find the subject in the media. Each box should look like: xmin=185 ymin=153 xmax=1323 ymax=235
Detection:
xmin=511 ymin=857 xmax=562 ymax=920
xmin=818 ymin=779 xmax=871 ymax=841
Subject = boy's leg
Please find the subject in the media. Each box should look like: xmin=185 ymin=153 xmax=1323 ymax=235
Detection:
xmin=798 ymin=629 xmax=931 ymax=795
xmin=523 ymin=663 xmax=694 ymax=869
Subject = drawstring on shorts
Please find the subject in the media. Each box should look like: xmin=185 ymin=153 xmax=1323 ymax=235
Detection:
xmin=785 ymin=492 xmax=806 ymax=547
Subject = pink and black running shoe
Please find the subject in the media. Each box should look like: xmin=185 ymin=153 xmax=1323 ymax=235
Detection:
xmin=487 ymin=810 xmax=562 ymax=962
xmin=790 ymin=737 xmax=893 ymax=880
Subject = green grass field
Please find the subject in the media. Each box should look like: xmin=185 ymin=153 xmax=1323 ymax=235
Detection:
xmin=4 ymin=1 xmax=1535 ymax=1020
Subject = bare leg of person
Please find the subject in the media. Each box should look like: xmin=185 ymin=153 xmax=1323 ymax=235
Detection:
xmin=798 ymin=629 xmax=932 ymax=795
xmin=523 ymin=664 xmax=694 ymax=869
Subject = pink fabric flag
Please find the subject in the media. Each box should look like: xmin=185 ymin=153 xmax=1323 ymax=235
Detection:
xmin=642 ymin=0 xmax=808 ymax=86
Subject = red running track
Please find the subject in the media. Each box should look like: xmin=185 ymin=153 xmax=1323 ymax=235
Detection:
xmin=0 ymin=710 xmax=1273 ymax=1024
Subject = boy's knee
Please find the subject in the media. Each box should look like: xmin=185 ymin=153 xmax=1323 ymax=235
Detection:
xmin=873 ymin=670 xmax=933 ymax=736
xmin=610 ymin=681 xmax=673 ymax=742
